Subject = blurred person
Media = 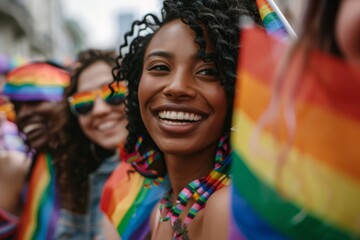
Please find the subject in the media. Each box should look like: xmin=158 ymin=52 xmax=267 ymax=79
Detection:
xmin=100 ymin=0 xmax=263 ymax=239
xmin=230 ymin=0 xmax=360 ymax=239
xmin=1 ymin=61 xmax=70 ymax=239
xmin=55 ymin=49 xmax=128 ymax=240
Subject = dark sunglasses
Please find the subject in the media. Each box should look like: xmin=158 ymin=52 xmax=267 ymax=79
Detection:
xmin=68 ymin=81 xmax=127 ymax=116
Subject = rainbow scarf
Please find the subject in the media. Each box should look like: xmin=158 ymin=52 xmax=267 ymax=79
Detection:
xmin=230 ymin=27 xmax=360 ymax=239
xmin=101 ymin=161 xmax=169 ymax=240
xmin=16 ymin=153 xmax=60 ymax=240
xmin=256 ymin=0 xmax=296 ymax=39
xmin=3 ymin=62 xmax=70 ymax=102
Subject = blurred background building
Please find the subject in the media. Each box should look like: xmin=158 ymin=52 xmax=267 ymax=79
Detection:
xmin=0 ymin=0 xmax=83 ymax=63
xmin=0 ymin=0 xmax=302 ymax=69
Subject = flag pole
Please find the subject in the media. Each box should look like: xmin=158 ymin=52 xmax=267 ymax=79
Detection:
xmin=267 ymin=0 xmax=297 ymax=38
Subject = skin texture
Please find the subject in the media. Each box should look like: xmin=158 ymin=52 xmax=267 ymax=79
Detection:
xmin=336 ymin=0 xmax=360 ymax=65
xmin=0 ymin=113 xmax=30 ymax=215
xmin=0 ymin=150 xmax=29 ymax=215
xmin=139 ymin=19 xmax=228 ymax=240
xmin=77 ymin=61 xmax=128 ymax=150
xmin=14 ymin=100 xmax=62 ymax=152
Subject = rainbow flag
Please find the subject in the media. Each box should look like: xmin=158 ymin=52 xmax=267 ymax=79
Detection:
xmin=101 ymin=162 xmax=169 ymax=240
xmin=16 ymin=153 xmax=60 ymax=240
xmin=3 ymin=62 xmax=70 ymax=102
xmin=256 ymin=0 xmax=296 ymax=39
xmin=230 ymin=27 xmax=360 ymax=239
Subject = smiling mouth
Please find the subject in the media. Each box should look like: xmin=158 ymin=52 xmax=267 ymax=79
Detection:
xmin=158 ymin=110 xmax=204 ymax=125
xmin=22 ymin=123 xmax=43 ymax=135
xmin=97 ymin=120 xmax=117 ymax=131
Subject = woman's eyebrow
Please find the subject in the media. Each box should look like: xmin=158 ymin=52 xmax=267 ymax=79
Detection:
xmin=145 ymin=51 xmax=174 ymax=60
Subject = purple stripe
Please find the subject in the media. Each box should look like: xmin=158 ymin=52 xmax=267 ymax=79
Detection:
xmin=5 ymin=93 xmax=63 ymax=102
xmin=129 ymin=218 xmax=150 ymax=240
xmin=46 ymin=187 xmax=61 ymax=240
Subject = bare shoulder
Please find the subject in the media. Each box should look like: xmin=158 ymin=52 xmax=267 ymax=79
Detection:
xmin=202 ymin=185 xmax=230 ymax=240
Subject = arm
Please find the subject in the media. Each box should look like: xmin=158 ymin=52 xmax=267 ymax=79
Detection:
xmin=201 ymin=186 xmax=230 ymax=240
xmin=0 ymin=150 xmax=30 ymax=215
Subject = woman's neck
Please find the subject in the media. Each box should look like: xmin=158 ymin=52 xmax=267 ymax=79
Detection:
xmin=164 ymin=144 xmax=217 ymax=199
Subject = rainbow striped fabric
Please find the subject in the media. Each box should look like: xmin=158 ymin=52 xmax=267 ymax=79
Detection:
xmin=230 ymin=27 xmax=360 ymax=239
xmin=256 ymin=0 xmax=295 ymax=39
xmin=16 ymin=153 xmax=60 ymax=240
xmin=101 ymin=162 xmax=169 ymax=240
xmin=3 ymin=62 xmax=70 ymax=102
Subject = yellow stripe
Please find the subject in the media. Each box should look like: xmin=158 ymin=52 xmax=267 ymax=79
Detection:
xmin=111 ymin=173 xmax=145 ymax=226
xmin=8 ymin=77 xmax=68 ymax=86
xmin=232 ymin=110 xmax=360 ymax=233
xmin=259 ymin=4 xmax=272 ymax=19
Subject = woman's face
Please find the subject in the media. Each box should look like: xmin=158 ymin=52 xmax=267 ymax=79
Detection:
xmin=138 ymin=19 xmax=228 ymax=156
xmin=77 ymin=61 xmax=128 ymax=150
xmin=336 ymin=0 xmax=360 ymax=65
xmin=14 ymin=100 xmax=62 ymax=152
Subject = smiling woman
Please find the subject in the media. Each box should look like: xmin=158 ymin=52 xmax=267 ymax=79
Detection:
xmin=1 ymin=61 xmax=70 ymax=239
xmin=99 ymin=0 xmax=263 ymax=239
xmin=55 ymin=49 xmax=128 ymax=240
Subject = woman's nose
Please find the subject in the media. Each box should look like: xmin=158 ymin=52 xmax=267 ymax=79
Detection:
xmin=91 ymin=96 xmax=112 ymax=115
xmin=162 ymin=70 xmax=196 ymax=100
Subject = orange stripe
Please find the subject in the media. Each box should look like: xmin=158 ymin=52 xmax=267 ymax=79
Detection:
xmin=8 ymin=64 xmax=69 ymax=85
xmin=235 ymin=70 xmax=360 ymax=181
xmin=102 ymin=163 xmax=132 ymax=215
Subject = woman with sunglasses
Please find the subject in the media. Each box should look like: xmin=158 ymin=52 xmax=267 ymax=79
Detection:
xmin=55 ymin=49 xmax=128 ymax=240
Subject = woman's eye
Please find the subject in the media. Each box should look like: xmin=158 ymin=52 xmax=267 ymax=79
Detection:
xmin=198 ymin=68 xmax=219 ymax=76
xmin=147 ymin=65 xmax=170 ymax=72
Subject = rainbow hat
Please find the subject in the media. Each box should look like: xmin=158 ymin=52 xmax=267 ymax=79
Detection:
xmin=3 ymin=62 xmax=70 ymax=102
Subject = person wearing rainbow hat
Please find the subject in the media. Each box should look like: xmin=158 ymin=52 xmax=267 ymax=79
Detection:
xmin=0 ymin=61 xmax=70 ymax=239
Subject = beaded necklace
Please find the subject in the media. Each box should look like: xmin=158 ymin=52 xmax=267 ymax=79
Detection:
xmin=126 ymin=135 xmax=231 ymax=239
xmin=158 ymin=136 xmax=232 ymax=239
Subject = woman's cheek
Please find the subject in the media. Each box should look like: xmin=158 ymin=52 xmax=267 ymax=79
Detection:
xmin=336 ymin=0 xmax=360 ymax=64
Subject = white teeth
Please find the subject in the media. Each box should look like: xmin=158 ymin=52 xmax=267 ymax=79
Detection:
xmin=98 ymin=121 xmax=116 ymax=131
xmin=23 ymin=123 xmax=42 ymax=134
xmin=162 ymin=119 xmax=189 ymax=125
xmin=158 ymin=111 xmax=203 ymax=121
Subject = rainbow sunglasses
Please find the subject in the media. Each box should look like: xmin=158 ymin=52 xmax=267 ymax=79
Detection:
xmin=68 ymin=81 xmax=127 ymax=116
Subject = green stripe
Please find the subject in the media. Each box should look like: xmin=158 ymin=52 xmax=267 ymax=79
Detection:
xmin=232 ymin=151 xmax=358 ymax=239
xmin=262 ymin=12 xmax=279 ymax=25
xmin=117 ymin=176 xmax=153 ymax=234
xmin=32 ymin=154 xmax=53 ymax=238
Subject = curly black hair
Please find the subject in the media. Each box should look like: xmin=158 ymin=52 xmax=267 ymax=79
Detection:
xmin=58 ymin=49 xmax=117 ymax=213
xmin=113 ymin=0 xmax=262 ymax=170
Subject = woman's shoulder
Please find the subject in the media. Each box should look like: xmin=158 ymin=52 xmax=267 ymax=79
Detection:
xmin=202 ymin=185 xmax=230 ymax=240
xmin=204 ymin=185 xmax=230 ymax=215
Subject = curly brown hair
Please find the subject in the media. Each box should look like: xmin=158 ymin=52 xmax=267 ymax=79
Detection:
xmin=58 ymin=49 xmax=117 ymax=213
